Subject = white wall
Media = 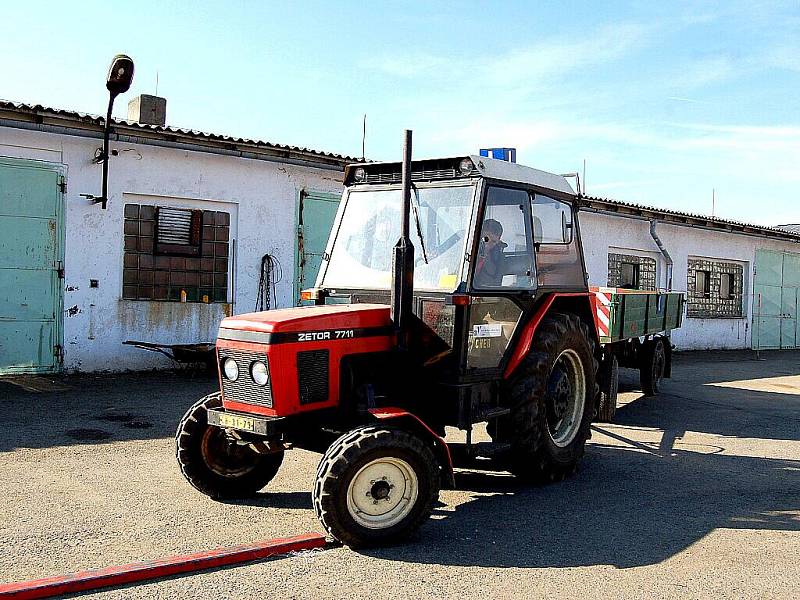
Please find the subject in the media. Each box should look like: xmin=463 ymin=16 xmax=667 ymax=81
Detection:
xmin=0 ymin=126 xmax=343 ymax=371
xmin=580 ymin=210 xmax=800 ymax=350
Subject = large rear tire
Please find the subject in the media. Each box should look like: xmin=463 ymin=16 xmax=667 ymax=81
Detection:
xmin=175 ymin=393 xmax=284 ymax=499
xmin=313 ymin=425 xmax=440 ymax=548
xmin=497 ymin=313 xmax=598 ymax=482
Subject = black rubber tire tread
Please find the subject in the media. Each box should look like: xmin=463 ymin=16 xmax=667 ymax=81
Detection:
xmin=640 ymin=338 xmax=666 ymax=397
xmin=175 ymin=392 xmax=284 ymax=499
xmin=313 ymin=425 xmax=440 ymax=548
xmin=499 ymin=312 xmax=599 ymax=483
xmin=596 ymin=353 xmax=619 ymax=422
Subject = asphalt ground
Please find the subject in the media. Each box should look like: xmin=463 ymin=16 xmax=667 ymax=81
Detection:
xmin=1 ymin=350 xmax=798 ymax=599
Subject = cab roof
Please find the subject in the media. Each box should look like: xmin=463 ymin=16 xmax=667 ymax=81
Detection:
xmin=344 ymin=155 xmax=576 ymax=197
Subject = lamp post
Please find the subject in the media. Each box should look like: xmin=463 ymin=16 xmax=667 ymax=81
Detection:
xmin=85 ymin=54 xmax=134 ymax=209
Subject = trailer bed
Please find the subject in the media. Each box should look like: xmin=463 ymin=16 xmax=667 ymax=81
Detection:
xmin=591 ymin=287 xmax=684 ymax=344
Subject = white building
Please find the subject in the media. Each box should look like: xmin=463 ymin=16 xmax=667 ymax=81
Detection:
xmin=578 ymin=198 xmax=800 ymax=350
xmin=1 ymin=99 xmax=798 ymax=374
xmin=0 ymin=99 xmax=349 ymax=373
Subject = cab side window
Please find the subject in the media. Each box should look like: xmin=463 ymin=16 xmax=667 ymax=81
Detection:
xmin=531 ymin=193 xmax=573 ymax=244
xmin=530 ymin=193 xmax=585 ymax=288
xmin=473 ymin=187 xmax=534 ymax=290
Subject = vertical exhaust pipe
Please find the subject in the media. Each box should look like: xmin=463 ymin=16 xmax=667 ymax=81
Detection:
xmin=391 ymin=130 xmax=415 ymax=350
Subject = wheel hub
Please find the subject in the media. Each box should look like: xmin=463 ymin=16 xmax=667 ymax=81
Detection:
xmin=200 ymin=427 xmax=259 ymax=478
xmin=544 ymin=349 xmax=586 ymax=448
xmin=346 ymin=457 xmax=419 ymax=530
xmin=370 ymin=479 xmax=392 ymax=501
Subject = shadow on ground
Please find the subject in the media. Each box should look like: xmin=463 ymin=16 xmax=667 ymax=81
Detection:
xmin=2 ymin=350 xmax=799 ymax=571
xmin=0 ymin=371 xmax=216 ymax=452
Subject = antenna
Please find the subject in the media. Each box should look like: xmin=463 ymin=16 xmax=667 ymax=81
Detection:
xmin=361 ymin=114 xmax=366 ymax=161
xmin=155 ymin=71 xmax=159 ymax=96
xmin=712 ymin=188 xmax=716 ymax=218
xmin=583 ymin=159 xmax=586 ymax=195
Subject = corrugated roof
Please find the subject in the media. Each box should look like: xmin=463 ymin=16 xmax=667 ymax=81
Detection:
xmin=775 ymin=224 xmax=800 ymax=235
xmin=579 ymin=194 xmax=800 ymax=242
xmin=0 ymin=99 xmax=359 ymax=167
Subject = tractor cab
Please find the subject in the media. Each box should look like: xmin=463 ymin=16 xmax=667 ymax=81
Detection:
xmin=311 ymin=155 xmax=588 ymax=380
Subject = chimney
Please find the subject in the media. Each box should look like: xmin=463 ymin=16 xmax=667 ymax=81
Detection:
xmin=127 ymin=94 xmax=167 ymax=127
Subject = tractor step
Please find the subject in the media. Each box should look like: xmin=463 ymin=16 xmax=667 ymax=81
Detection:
xmin=450 ymin=441 xmax=511 ymax=467
xmin=480 ymin=407 xmax=511 ymax=420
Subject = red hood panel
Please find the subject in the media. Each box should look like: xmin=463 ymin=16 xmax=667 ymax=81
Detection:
xmin=220 ymin=304 xmax=391 ymax=333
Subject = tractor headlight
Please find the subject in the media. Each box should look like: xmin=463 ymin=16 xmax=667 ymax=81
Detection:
xmin=251 ymin=361 xmax=269 ymax=386
xmin=353 ymin=167 xmax=366 ymax=182
xmin=222 ymin=358 xmax=239 ymax=381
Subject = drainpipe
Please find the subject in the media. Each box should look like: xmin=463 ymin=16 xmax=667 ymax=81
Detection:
xmin=649 ymin=220 xmax=673 ymax=291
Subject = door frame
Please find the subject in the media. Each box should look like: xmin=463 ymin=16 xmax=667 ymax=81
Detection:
xmin=293 ymin=188 xmax=341 ymax=305
xmin=0 ymin=155 xmax=66 ymax=374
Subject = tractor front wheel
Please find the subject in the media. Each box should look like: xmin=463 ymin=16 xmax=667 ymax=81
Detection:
xmin=175 ymin=393 xmax=284 ymax=499
xmin=313 ymin=425 xmax=440 ymax=548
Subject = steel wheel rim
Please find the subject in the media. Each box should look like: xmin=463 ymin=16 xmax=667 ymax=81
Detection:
xmin=200 ymin=427 xmax=258 ymax=478
xmin=546 ymin=349 xmax=586 ymax=448
xmin=346 ymin=457 xmax=419 ymax=530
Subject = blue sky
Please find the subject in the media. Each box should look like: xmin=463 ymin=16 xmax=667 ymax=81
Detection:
xmin=1 ymin=1 xmax=798 ymax=225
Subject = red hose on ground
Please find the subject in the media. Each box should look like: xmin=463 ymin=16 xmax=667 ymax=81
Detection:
xmin=0 ymin=533 xmax=329 ymax=599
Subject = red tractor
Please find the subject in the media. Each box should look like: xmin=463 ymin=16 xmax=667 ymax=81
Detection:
xmin=176 ymin=132 xmax=680 ymax=547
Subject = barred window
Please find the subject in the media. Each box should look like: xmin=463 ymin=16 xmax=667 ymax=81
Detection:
xmin=687 ymin=258 xmax=744 ymax=318
xmin=123 ymin=204 xmax=230 ymax=303
xmin=608 ymin=252 xmax=656 ymax=290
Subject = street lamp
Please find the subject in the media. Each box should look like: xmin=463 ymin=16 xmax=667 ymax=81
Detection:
xmin=84 ymin=54 xmax=134 ymax=209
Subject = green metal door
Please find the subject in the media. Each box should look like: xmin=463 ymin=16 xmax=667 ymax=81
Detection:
xmin=295 ymin=190 xmax=340 ymax=304
xmin=780 ymin=253 xmax=800 ymax=348
xmin=753 ymin=249 xmax=800 ymax=350
xmin=0 ymin=157 xmax=64 ymax=373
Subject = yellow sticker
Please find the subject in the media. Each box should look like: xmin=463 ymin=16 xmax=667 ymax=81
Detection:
xmin=438 ymin=273 xmax=458 ymax=289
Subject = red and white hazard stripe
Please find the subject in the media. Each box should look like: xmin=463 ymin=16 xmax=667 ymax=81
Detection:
xmin=594 ymin=289 xmax=612 ymax=338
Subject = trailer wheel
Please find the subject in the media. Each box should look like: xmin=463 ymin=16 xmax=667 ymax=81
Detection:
xmin=313 ymin=425 xmax=439 ymax=548
xmin=175 ymin=393 xmax=284 ymax=499
xmin=640 ymin=337 xmax=666 ymax=396
xmin=497 ymin=313 xmax=598 ymax=483
xmin=596 ymin=353 xmax=619 ymax=422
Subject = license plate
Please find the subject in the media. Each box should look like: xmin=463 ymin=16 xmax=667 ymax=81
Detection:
xmin=217 ymin=413 xmax=255 ymax=432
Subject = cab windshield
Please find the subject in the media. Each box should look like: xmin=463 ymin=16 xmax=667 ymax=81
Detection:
xmin=321 ymin=184 xmax=475 ymax=291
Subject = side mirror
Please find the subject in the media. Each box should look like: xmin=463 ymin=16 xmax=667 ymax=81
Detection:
xmin=106 ymin=54 xmax=134 ymax=97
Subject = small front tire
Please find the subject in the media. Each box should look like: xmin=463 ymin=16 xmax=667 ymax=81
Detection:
xmin=313 ymin=425 xmax=440 ymax=548
xmin=175 ymin=393 xmax=284 ymax=499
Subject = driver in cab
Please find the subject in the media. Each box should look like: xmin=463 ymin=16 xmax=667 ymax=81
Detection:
xmin=474 ymin=218 xmax=507 ymax=288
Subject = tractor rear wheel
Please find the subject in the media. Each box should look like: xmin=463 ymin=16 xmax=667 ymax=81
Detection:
xmin=313 ymin=425 xmax=439 ymax=548
xmin=596 ymin=353 xmax=619 ymax=422
xmin=498 ymin=313 xmax=598 ymax=483
xmin=640 ymin=337 xmax=666 ymax=396
xmin=175 ymin=393 xmax=284 ymax=499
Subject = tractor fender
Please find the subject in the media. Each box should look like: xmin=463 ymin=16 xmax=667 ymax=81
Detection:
xmin=504 ymin=292 xmax=595 ymax=379
xmin=367 ymin=407 xmax=455 ymax=488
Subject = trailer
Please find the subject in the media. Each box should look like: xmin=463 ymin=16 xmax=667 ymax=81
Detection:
xmin=590 ymin=287 xmax=684 ymax=421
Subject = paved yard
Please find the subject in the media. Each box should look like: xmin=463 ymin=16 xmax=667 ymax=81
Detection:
xmin=1 ymin=351 xmax=798 ymax=599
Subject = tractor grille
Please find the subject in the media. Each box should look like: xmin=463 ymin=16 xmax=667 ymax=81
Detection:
xmin=219 ymin=349 xmax=273 ymax=408
xmin=297 ymin=350 xmax=329 ymax=404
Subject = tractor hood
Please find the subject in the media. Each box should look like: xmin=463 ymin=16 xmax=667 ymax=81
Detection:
xmin=217 ymin=304 xmax=393 ymax=343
